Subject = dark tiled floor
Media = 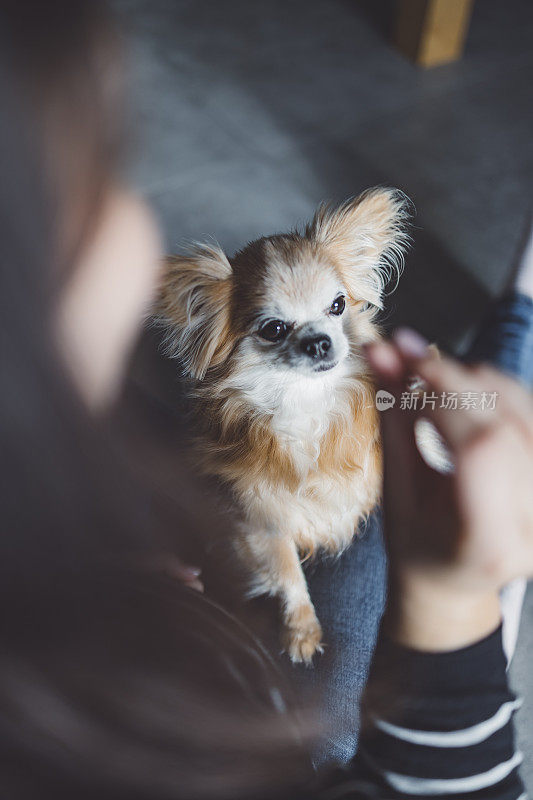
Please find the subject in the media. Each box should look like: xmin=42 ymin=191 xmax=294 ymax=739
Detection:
xmin=115 ymin=0 xmax=533 ymax=788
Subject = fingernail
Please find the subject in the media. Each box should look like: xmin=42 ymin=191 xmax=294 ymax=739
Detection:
xmin=365 ymin=342 xmax=402 ymax=377
xmin=394 ymin=328 xmax=429 ymax=359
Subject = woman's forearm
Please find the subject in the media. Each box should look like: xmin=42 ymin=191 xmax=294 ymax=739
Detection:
xmin=385 ymin=574 xmax=502 ymax=651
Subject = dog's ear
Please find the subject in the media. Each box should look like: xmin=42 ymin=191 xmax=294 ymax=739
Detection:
xmin=158 ymin=243 xmax=233 ymax=380
xmin=305 ymin=187 xmax=411 ymax=308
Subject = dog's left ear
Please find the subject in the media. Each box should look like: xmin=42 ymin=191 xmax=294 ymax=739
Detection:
xmin=305 ymin=187 xmax=411 ymax=308
xmin=157 ymin=243 xmax=233 ymax=380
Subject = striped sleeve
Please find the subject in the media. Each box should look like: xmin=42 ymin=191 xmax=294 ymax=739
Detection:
xmin=319 ymin=625 xmax=526 ymax=800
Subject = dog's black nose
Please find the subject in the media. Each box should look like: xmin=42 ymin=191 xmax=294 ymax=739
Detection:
xmin=300 ymin=334 xmax=332 ymax=360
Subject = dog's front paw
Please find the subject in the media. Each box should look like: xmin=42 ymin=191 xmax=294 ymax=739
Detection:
xmin=282 ymin=605 xmax=324 ymax=665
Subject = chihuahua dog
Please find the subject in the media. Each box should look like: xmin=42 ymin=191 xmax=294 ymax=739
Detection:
xmin=158 ymin=187 xmax=410 ymax=663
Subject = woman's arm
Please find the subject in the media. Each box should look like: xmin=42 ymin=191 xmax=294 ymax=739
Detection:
xmin=352 ymin=625 xmax=524 ymax=800
xmin=319 ymin=614 xmax=524 ymax=799
xmin=317 ymin=335 xmax=533 ymax=799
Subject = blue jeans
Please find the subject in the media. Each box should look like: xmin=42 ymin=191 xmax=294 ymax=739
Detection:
xmin=286 ymin=290 xmax=533 ymax=765
xmin=465 ymin=291 xmax=533 ymax=385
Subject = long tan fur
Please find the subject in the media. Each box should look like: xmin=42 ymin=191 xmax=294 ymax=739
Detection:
xmin=157 ymin=187 xmax=410 ymax=663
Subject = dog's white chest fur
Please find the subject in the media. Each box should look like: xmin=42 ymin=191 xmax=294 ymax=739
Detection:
xmin=270 ymin=376 xmax=337 ymax=466
xmin=235 ymin=367 xmax=377 ymax=555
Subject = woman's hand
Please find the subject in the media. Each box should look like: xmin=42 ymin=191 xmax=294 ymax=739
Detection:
xmin=366 ymin=331 xmax=533 ymax=651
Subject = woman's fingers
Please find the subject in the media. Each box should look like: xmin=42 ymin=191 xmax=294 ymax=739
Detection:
xmin=392 ymin=334 xmax=502 ymax=452
xmin=463 ymin=365 xmax=533 ymax=442
xmin=366 ymin=342 xmax=428 ymax=508
xmin=394 ymin=328 xmax=533 ymax=437
xmin=365 ymin=339 xmax=404 ymax=381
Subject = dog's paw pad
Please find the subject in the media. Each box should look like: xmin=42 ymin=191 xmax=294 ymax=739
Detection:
xmin=282 ymin=607 xmax=324 ymax=665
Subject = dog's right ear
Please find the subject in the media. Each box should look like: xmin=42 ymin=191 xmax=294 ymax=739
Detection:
xmin=305 ymin=188 xmax=411 ymax=309
xmin=158 ymin=244 xmax=233 ymax=380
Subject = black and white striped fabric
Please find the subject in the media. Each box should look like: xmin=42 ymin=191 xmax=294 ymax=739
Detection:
xmin=319 ymin=626 xmax=526 ymax=800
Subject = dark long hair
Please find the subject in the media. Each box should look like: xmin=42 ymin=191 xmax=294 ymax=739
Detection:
xmin=0 ymin=3 xmax=313 ymax=797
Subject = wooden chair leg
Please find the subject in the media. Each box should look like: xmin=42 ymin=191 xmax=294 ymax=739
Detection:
xmin=394 ymin=0 xmax=475 ymax=68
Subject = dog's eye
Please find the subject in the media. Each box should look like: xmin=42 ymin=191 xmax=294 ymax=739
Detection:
xmin=258 ymin=320 xmax=289 ymax=342
xmin=329 ymin=295 xmax=345 ymax=316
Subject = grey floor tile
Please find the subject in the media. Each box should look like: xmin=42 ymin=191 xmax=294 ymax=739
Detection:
xmin=148 ymin=153 xmax=319 ymax=255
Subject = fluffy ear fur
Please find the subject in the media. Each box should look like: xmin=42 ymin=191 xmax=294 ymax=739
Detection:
xmin=158 ymin=243 xmax=233 ymax=380
xmin=305 ymin=187 xmax=411 ymax=308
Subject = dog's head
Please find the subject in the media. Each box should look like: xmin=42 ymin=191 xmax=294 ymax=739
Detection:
xmin=159 ymin=187 xmax=410 ymax=390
